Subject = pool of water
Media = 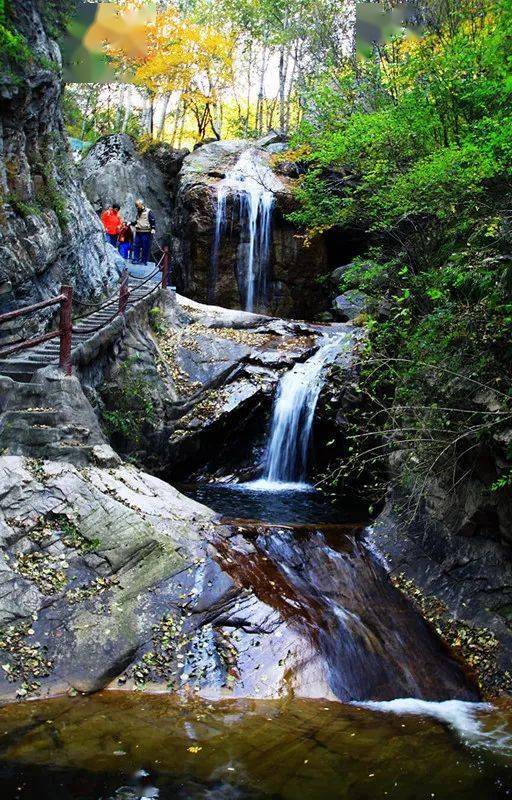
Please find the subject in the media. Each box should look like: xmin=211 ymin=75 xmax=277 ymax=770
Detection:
xmin=179 ymin=482 xmax=368 ymax=525
xmin=0 ymin=693 xmax=512 ymax=799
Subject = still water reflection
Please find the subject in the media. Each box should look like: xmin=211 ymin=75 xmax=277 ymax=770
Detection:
xmin=0 ymin=693 xmax=512 ymax=799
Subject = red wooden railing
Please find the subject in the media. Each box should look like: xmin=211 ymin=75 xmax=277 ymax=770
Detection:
xmin=0 ymin=246 xmax=171 ymax=376
xmin=0 ymin=288 xmax=73 ymax=374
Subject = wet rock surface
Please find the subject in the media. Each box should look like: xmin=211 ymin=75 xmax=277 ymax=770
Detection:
xmin=98 ymin=293 xmax=351 ymax=480
xmin=0 ymin=456 xmax=478 ymax=703
xmin=171 ymin=139 xmax=330 ymax=318
xmin=332 ymin=290 xmax=371 ymax=321
xmin=370 ymin=490 xmax=512 ymax=696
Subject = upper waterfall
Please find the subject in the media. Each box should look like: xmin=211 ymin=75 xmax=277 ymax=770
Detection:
xmin=210 ymin=148 xmax=281 ymax=312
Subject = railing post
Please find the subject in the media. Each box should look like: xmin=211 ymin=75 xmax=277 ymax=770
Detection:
xmin=118 ymin=269 xmax=129 ymax=315
xmin=59 ymin=285 xmax=73 ymax=376
xmin=161 ymin=246 xmax=170 ymax=289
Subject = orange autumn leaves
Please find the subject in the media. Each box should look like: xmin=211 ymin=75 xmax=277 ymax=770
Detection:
xmin=83 ymin=3 xmax=154 ymax=63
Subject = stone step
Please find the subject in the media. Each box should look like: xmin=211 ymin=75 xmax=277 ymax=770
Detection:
xmin=0 ymin=282 xmax=159 ymax=385
xmin=0 ymin=362 xmax=38 ymax=382
xmin=1 ymin=423 xmax=62 ymax=446
xmin=3 ymin=409 xmax=61 ymax=426
xmin=61 ymin=424 xmax=92 ymax=442
xmin=47 ymin=442 xmax=96 ymax=466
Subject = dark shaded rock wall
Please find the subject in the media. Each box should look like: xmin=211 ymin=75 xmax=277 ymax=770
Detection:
xmin=171 ymin=140 xmax=330 ymax=319
xmin=369 ymin=444 xmax=512 ymax=694
xmin=0 ymin=0 xmax=117 ymax=330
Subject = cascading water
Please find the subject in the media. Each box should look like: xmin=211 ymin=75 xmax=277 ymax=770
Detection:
xmin=209 ymin=185 xmax=228 ymax=304
xmin=251 ymin=334 xmax=350 ymax=490
xmin=209 ymin=149 xmax=279 ymax=311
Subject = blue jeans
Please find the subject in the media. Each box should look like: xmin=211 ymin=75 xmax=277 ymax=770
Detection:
xmin=106 ymin=233 xmax=118 ymax=247
xmin=133 ymin=232 xmax=152 ymax=265
xmin=118 ymin=242 xmax=131 ymax=260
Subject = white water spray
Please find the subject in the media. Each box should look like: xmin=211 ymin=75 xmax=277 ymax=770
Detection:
xmin=210 ymin=149 xmax=279 ymax=311
xmin=357 ymin=698 xmax=512 ymax=755
xmin=209 ymin=185 xmax=228 ymax=303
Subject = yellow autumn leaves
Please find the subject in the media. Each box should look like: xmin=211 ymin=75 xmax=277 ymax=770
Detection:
xmin=107 ymin=4 xmax=233 ymax=108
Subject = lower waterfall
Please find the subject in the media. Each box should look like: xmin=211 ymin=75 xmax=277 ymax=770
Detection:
xmin=253 ymin=333 xmax=350 ymax=489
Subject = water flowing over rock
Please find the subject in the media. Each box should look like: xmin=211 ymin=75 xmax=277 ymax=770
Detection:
xmin=171 ymin=139 xmax=331 ymax=318
xmin=256 ymin=333 xmax=352 ymax=487
xmin=0 ymin=456 xmax=478 ymax=703
xmin=209 ymin=149 xmax=279 ymax=312
xmin=0 ymin=0 xmax=118 ymax=329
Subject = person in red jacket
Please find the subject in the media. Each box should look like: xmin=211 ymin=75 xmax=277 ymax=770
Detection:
xmin=101 ymin=203 xmax=123 ymax=247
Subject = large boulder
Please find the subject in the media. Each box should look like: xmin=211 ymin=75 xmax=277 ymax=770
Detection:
xmin=369 ymin=456 xmax=512 ymax=696
xmin=0 ymin=456 xmax=477 ymax=703
xmin=332 ymin=290 xmax=371 ymax=321
xmin=79 ymin=134 xmax=188 ymax=240
xmin=94 ymin=291 xmax=324 ymax=479
xmin=0 ymin=0 xmax=118 ymax=329
xmin=171 ymin=138 xmax=330 ymax=318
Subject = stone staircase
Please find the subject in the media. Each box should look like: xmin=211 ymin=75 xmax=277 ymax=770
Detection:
xmin=0 ymin=275 xmax=159 ymax=384
xmin=0 ymin=369 xmax=120 ymax=467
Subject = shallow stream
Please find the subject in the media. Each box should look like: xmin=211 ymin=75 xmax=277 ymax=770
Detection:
xmin=1 ymin=693 xmax=512 ymax=799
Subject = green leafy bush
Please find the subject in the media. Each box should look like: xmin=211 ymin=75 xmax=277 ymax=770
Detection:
xmin=292 ymin=0 xmax=512 ymax=501
xmin=102 ymin=358 xmax=156 ymax=447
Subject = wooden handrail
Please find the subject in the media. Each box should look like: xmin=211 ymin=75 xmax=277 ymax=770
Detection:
xmin=161 ymin=246 xmax=170 ymax=289
xmin=0 ymin=260 xmax=170 ymax=375
xmin=0 ymin=294 xmax=66 ymax=325
xmin=0 ymin=329 xmax=60 ymax=359
xmin=59 ymin=285 xmax=73 ymax=376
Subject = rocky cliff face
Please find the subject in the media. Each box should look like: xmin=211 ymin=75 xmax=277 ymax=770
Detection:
xmin=171 ymin=139 xmax=330 ymax=319
xmin=0 ymin=0 xmax=117 ymax=330
xmin=368 ymin=469 xmax=512 ymax=695
xmin=83 ymin=291 xmax=349 ymax=481
xmin=79 ymin=134 xmax=188 ymax=242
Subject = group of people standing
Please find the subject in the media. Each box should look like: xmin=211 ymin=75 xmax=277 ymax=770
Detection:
xmin=101 ymin=199 xmax=156 ymax=266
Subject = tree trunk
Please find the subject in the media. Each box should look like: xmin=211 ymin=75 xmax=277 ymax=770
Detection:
xmin=285 ymin=42 xmax=300 ymax=131
xmin=278 ymin=46 xmax=286 ymax=133
xmin=177 ymin=105 xmax=187 ymax=149
xmin=156 ymin=93 xmax=171 ymax=140
xmin=245 ymin=41 xmax=253 ymax=135
xmin=256 ymin=43 xmax=269 ymax=135
xmin=149 ymin=94 xmax=155 ymax=138
xmin=170 ymin=99 xmax=181 ymax=147
xmin=121 ymin=85 xmax=132 ymax=133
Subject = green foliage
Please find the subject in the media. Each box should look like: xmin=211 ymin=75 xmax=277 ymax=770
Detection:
xmin=149 ymin=307 xmax=166 ymax=335
xmin=0 ymin=0 xmax=32 ymax=67
xmin=62 ymin=85 xmax=144 ymax=147
xmin=5 ymin=193 xmax=39 ymax=219
xmin=103 ymin=358 xmax=156 ymax=446
xmin=294 ymin=0 xmax=512 ymax=500
xmin=39 ymin=0 xmax=75 ymax=40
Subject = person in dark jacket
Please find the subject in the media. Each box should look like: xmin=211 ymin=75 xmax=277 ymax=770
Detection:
xmin=118 ymin=221 xmax=134 ymax=260
xmin=132 ymin=199 xmax=156 ymax=265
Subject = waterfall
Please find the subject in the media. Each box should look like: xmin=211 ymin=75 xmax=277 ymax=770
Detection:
xmin=209 ymin=186 xmax=227 ymax=304
xmin=251 ymin=335 xmax=349 ymax=490
xmin=209 ymin=149 xmax=278 ymax=311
